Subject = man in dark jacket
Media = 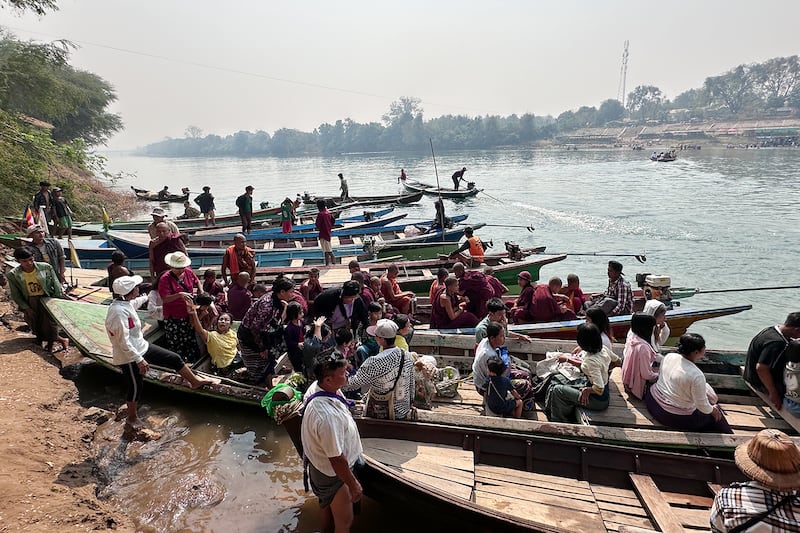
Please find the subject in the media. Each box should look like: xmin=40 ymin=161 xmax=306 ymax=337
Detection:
xmin=312 ymin=280 xmax=369 ymax=338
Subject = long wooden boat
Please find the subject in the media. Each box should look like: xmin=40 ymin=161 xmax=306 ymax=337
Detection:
xmin=191 ymin=207 xmax=398 ymax=238
xmin=302 ymin=191 xmax=423 ymax=207
xmin=131 ymin=186 xmax=190 ymax=203
xmin=402 ymin=178 xmax=483 ymax=199
xmin=285 ymin=416 xmax=746 ymax=533
xmin=432 ymin=304 xmax=753 ymax=343
xmin=44 ymin=298 xmax=798 ymax=454
xmin=104 ymin=224 xmax=481 ymax=263
xmin=191 ymin=213 xmax=411 ymax=247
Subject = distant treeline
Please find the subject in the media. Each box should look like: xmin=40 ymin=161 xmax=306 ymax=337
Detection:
xmin=141 ymin=55 xmax=800 ymax=157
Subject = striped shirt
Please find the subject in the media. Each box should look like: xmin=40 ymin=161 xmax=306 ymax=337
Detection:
xmin=342 ymin=346 xmax=414 ymax=420
xmin=710 ymin=481 xmax=799 ymax=532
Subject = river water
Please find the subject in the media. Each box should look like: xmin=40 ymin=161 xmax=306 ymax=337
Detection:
xmin=88 ymin=146 xmax=799 ymax=531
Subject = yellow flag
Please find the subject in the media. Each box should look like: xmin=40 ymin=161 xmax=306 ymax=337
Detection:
xmin=68 ymin=239 xmax=82 ymax=269
xmin=101 ymin=207 xmax=111 ymax=231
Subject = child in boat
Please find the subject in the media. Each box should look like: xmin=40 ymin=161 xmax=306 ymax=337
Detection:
xmin=355 ymin=301 xmax=384 ymax=366
xmin=301 ymin=316 xmax=335 ymax=381
xmin=202 ymin=269 xmax=227 ymax=311
xmin=642 ymin=299 xmax=670 ymax=352
xmin=783 ymin=340 xmax=800 ymax=416
xmin=560 ymin=273 xmax=587 ymax=315
xmin=195 ymin=293 xmax=219 ymax=331
xmin=485 ymin=356 xmax=523 ymax=418
xmin=284 ymin=301 xmax=306 ymax=374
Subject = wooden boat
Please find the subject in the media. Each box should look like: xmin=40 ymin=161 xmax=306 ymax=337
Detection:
xmin=402 ymin=178 xmax=482 ymax=199
xmin=44 ymin=298 xmax=798 ymax=455
xmin=432 ymin=304 xmax=753 ymax=343
xmin=301 ymin=191 xmax=423 ymax=207
xmin=104 ymin=224 xmax=482 ymax=265
xmin=131 ymin=186 xmax=190 ymax=203
xmin=248 ymin=253 xmax=566 ymax=295
xmin=650 ymin=151 xmax=677 ymax=162
xmin=191 ymin=207 xmax=398 ymax=238
xmin=43 ymin=298 xmax=267 ymax=405
xmin=191 ymin=213 xmax=411 ymax=247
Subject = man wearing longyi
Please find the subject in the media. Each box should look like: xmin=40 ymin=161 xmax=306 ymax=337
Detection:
xmin=301 ymin=353 xmax=364 ymax=532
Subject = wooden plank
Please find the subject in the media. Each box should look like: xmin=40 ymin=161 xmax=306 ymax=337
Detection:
xmin=382 ymin=463 xmax=473 ymax=501
xmin=672 ymin=507 xmax=712 ymax=530
xmin=707 ymin=483 xmax=722 ymax=495
xmin=601 ymin=512 xmax=655 ymax=530
xmin=475 ymin=477 xmax=597 ymax=504
xmin=361 ymin=438 xmax=474 ymax=472
xmin=475 ymin=472 xmax=594 ymax=498
xmin=743 ymin=380 xmax=800 ymax=434
xmin=629 ymin=473 xmax=686 ymax=533
xmin=617 ymin=527 xmax=659 ymax=533
xmin=475 ymin=482 xmax=599 ymax=513
xmin=662 ymin=491 xmax=714 ymax=508
xmin=474 ymin=491 xmax=608 ymax=532
xmin=363 ymin=449 xmax=474 ymax=486
xmin=476 ymin=464 xmax=592 ymax=491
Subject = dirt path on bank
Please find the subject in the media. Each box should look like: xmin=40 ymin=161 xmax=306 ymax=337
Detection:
xmin=0 ymin=298 xmax=134 ymax=532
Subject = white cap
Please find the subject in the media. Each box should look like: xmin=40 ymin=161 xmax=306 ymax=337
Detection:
xmin=112 ymin=275 xmax=143 ymax=296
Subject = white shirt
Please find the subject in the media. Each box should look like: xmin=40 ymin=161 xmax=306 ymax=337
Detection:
xmin=301 ymin=381 xmax=363 ymax=477
xmin=105 ymin=296 xmax=150 ymax=365
xmin=473 ymin=337 xmax=499 ymax=391
xmin=652 ymin=352 xmax=715 ymax=415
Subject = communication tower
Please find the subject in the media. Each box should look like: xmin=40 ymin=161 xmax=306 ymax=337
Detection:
xmin=617 ymin=40 xmax=629 ymax=107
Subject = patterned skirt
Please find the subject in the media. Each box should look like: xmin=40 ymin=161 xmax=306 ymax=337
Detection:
xmin=164 ymin=317 xmax=200 ymax=363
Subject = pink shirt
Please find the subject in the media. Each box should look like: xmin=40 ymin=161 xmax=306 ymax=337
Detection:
xmin=158 ymin=268 xmax=200 ymax=319
xmin=621 ymin=333 xmax=659 ymax=400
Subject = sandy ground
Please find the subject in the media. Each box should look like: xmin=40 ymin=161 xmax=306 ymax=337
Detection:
xmin=0 ymin=297 xmax=135 ymax=532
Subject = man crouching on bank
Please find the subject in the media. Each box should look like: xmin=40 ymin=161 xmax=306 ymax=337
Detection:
xmin=301 ymin=352 xmax=364 ymax=532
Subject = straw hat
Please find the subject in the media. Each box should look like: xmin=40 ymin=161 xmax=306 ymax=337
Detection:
xmin=164 ymin=251 xmax=192 ymax=269
xmin=734 ymin=429 xmax=800 ymax=491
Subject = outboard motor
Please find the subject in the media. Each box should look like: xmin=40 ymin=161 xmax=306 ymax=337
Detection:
xmin=635 ymin=272 xmax=651 ymax=288
xmin=466 ymin=181 xmax=475 ymax=190
xmin=642 ymin=274 xmax=673 ymax=308
xmin=505 ymin=241 xmax=523 ymax=261
xmin=363 ymin=210 xmax=375 ymax=222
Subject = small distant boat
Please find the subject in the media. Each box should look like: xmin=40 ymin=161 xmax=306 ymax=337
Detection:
xmin=132 ymin=186 xmax=190 ymax=203
xmin=650 ymin=150 xmax=677 ymax=162
xmin=402 ymin=179 xmax=482 ymax=199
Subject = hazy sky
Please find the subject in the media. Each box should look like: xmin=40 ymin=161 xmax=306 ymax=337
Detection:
xmin=5 ymin=0 xmax=800 ymax=149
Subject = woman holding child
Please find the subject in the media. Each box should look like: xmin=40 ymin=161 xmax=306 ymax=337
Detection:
xmin=545 ymin=323 xmax=620 ymax=423
xmin=644 ymin=333 xmax=732 ymax=433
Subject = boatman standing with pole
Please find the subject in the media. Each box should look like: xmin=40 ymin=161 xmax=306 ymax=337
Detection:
xmin=452 ymin=166 xmax=467 ymax=190
xmin=301 ymin=353 xmax=363 ymax=532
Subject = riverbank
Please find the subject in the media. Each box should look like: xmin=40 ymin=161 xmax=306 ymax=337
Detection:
xmin=0 ymin=296 xmax=134 ymax=532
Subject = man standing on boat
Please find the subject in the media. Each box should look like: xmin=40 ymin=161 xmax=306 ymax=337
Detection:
xmin=338 ymin=173 xmax=350 ymax=201
xmin=32 ymin=180 xmax=52 ymax=225
xmin=744 ymin=313 xmax=800 ymax=411
xmin=315 ymin=199 xmax=336 ymax=266
xmin=236 ymin=185 xmax=254 ymax=233
xmin=193 ymin=185 xmax=216 ymax=227
xmin=147 ymin=207 xmax=179 ymax=239
xmin=301 ymin=353 xmax=364 ymax=532
xmin=451 ymin=167 xmax=467 ymax=190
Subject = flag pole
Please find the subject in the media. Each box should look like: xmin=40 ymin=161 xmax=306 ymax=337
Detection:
xmin=429 ymin=138 xmax=445 ymax=243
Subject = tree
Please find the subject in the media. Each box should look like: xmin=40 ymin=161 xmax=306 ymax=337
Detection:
xmin=185 ymin=125 xmax=203 ymax=139
xmin=704 ymin=65 xmax=758 ymax=114
xmin=595 ymin=99 xmax=625 ymax=126
xmin=672 ymin=88 xmax=708 ymax=109
xmin=752 ymin=56 xmax=800 ymax=108
xmin=382 ymin=96 xmax=423 ymax=127
xmin=626 ymin=85 xmax=663 ymax=121
xmin=49 ymin=69 xmax=123 ymax=145
xmin=2 ymin=0 xmax=57 ymax=15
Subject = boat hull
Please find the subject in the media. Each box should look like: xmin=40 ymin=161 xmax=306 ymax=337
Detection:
xmin=402 ymin=179 xmax=482 ymax=199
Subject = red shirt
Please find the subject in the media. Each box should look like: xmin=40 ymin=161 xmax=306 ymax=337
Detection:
xmin=315 ymin=209 xmax=335 ymax=241
xmin=158 ymin=268 xmax=200 ymax=319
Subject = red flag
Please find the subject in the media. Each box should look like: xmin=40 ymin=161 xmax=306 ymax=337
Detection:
xmin=23 ymin=205 xmax=34 ymax=228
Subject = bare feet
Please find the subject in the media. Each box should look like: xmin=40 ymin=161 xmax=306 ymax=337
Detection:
xmin=188 ymin=376 xmax=220 ymax=390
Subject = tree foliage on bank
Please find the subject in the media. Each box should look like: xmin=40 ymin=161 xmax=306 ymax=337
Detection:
xmin=0 ymin=28 xmax=129 ymax=220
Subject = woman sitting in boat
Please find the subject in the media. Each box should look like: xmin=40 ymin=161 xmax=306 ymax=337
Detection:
xmin=642 ymin=299 xmax=670 ymax=352
xmin=644 ymin=333 xmax=732 ymax=433
xmin=545 ymin=323 xmax=620 ymax=423
xmin=430 ymin=276 xmax=479 ymax=330
xmin=585 ymin=307 xmax=615 ymax=353
xmin=621 ymin=313 xmax=660 ymax=400
xmin=510 ymin=271 xmax=535 ymax=324
xmin=187 ymin=303 xmax=241 ymax=377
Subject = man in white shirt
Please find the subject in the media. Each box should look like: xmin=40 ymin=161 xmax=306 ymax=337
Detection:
xmin=301 ymin=353 xmax=363 ymax=532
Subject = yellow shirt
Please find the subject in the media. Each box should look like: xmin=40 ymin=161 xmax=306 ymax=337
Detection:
xmin=207 ymin=330 xmax=238 ymax=368
xmin=22 ymin=269 xmax=44 ymax=297
xmin=395 ymin=335 xmax=409 ymax=352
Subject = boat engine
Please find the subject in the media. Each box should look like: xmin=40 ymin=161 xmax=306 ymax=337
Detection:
xmin=362 ymin=236 xmax=386 ymax=260
xmin=363 ymin=210 xmax=375 ymax=222
xmin=505 ymin=241 xmax=523 ymax=261
xmin=466 ymin=181 xmax=476 ymax=190
xmin=637 ymin=273 xmax=674 ymax=309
